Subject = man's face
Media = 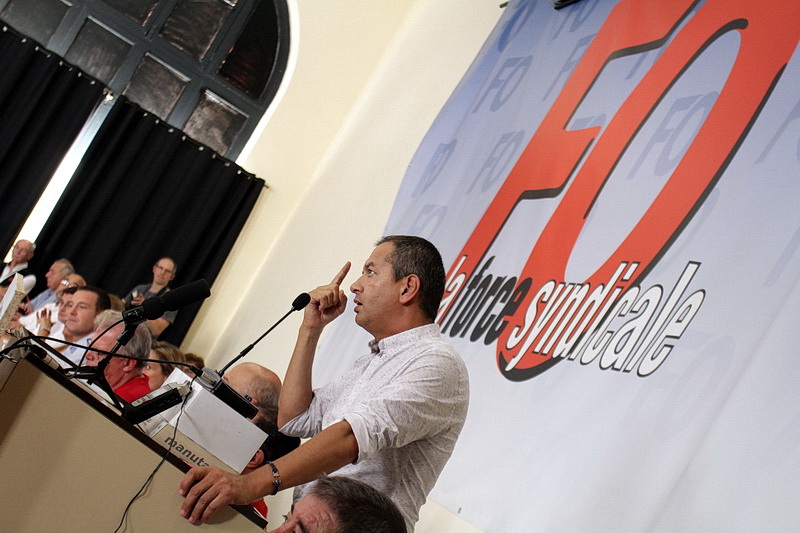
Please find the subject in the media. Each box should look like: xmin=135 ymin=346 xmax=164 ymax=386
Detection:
xmin=84 ymin=324 xmax=131 ymax=389
xmin=66 ymin=290 xmax=99 ymax=337
xmin=11 ymin=240 xmax=34 ymax=264
xmin=57 ymin=293 xmax=74 ymax=323
xmin=152 ymin=259 xmax=176 ymax=286
xmin=267 ymin=494 xmax=339 ymax=533
xmin=45 ymin=261 xmax=68 ymax=290
xmin=349 ymin=242 xmax=403 ymax=340
xmin=56 ymin=273 xmax=82 ymax=297
xmin=143 ymin=350 xmax=167 ymax=391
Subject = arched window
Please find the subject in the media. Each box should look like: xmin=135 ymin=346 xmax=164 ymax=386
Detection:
xmin=0 ymin=0 xmax=289 ymax=158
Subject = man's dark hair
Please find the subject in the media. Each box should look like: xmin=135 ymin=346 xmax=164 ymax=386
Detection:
xmin=309 ymin=476 xmax=406 ymax=533
xmin=376 ymin=235 xmax=445 ymax=322
xmin=76 ymin=285 xmax=112 ymax=313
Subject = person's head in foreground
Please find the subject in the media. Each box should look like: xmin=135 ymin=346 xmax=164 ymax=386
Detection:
xmin=144 ymin=340 xmax=186 ymax=390
xmin=268 ymin=476 xmax=406 ymax=533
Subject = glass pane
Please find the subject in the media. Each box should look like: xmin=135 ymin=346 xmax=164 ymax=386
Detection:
xmin=101 ymin=0 xmax=158 ymax=25
xmin=183 ymin=91 xmax=246 ymax=156
xmin=159 ymin=0 xmax=231 ymax=60
xmin=0 ymin=0 xmax=69 ymax=45
xmin=64 ymin=19 xmax=132 ymax=85
xmin=217 ymin=0 xmax=279 ymax=99
xmin=123 ymin=54 xmax=189 ymax=120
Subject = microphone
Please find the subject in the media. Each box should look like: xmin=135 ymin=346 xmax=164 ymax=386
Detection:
xmin=121 ymin=381 xmax=191 ymax=424
xmin=190 ymin=292 xmax=311 ymax=420
xmin=218 ymin=292 xmax=311 ymax=376
xmin=122 ymin=279 xmax=211 ymax=325
xmin=290 ymin=292 xmax=312 ymax=311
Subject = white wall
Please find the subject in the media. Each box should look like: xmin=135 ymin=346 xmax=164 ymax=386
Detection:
xmin=182 ymin=1 xmax=501 ymax=530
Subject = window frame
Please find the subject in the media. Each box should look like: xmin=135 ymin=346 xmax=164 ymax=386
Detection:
xmin=0 ymin=0 xmax=290 ymax=158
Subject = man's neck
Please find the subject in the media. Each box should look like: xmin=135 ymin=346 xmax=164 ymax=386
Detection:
xmin=109 ymin=369 xmax=143 ymax=389
xmin=150 ymin=281 xmax=168 ymax=293
xmin=371 ymin=318 xmax=434 ymax=344
xmin=63 ymin=329 xmax=89 ymax=344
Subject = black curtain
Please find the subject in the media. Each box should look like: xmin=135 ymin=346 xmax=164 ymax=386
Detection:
xmin=33 ymin=96 xmax=265 ymax=345
xmin=0 ymin=25 xmax=105 ymax=253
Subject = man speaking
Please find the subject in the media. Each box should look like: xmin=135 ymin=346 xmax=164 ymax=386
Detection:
xmin=179 ymin=236 xmax=469 ymax=532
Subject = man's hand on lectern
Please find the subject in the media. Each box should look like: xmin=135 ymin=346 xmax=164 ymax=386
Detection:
xmin=179 ymin=466 xmax=257 ymax=524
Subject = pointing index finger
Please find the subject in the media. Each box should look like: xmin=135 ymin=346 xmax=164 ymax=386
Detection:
xmin=331 ymin=261 xmax=351 ymax=286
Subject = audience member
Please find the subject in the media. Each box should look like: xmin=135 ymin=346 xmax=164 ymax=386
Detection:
xmin=109 ymin=293 xmax=125 ymax=311
xmin=123 ymin=257 xmax=178 ymax=338
xmin=26 ymin=258 xmax=75 ymax=313
xmin=183 ymin=352 xmax=205 ymax=369
xmin=223 ymin=362 xmax=282 ymax=426
xmin=0 ymin=239 xmax=36 ymax=296
xmin=144 ymin=340 xmax=186 ymax=390
xmin=180 ymin=236 xmax=469 ymax=533
xmin=224 ymin=362 xmax=301 ymax=460
xmin=16 ymin=285 xmax=77 ymax=339
xmin=268 ymin=475 xmax=406 ymax=533
xmin=83 ymin=310 xmax=153 ymax=403
xmin=16 ymin=273 xmax=86 ymax=335
xmin=223 ymin=362 xmax=301 ymax=520
xmin=57 ymin=286 xmax=112 ymax=365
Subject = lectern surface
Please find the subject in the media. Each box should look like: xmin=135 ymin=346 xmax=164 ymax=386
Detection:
xmin=0 ymin=356 xmax=266 ymax=532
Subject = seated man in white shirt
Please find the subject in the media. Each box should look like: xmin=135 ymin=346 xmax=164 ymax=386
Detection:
xmin=24 ymin=258 xmax=75 ymax=314
xmin=17 ymin=273 xmax=87 ymax=337
xmin=0 ymin=239 xmax=36 ymax=298
xmin=55 ymin=286 xmax=112 ymax=365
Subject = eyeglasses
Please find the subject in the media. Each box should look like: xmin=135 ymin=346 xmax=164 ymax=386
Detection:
xmin=59 ymin=279 xmax=78 ymax=288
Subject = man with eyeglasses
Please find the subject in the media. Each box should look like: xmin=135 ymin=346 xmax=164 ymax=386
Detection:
xmin=122 ymin=257 xmax=179 ymax=338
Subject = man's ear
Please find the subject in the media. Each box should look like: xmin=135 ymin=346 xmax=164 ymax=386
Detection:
xmin=398 ymin=274 xmax=421 ymax=305
xmin=247 ymin=448 xmax=265 ymax=469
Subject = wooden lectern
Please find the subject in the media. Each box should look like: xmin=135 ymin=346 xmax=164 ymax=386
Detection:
xmin=0 ymin=353 xmax=267 ymax=532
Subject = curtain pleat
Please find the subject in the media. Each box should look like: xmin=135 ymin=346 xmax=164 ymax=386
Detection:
xmin=0 ymin=26 xmax=104 ymax=253
xmin=33 ymin=96 xmax=265 ymax=345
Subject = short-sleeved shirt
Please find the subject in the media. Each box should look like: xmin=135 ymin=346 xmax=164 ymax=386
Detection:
xmin=281 ymin=323 xmax=469 ymax=532
xmin=123 ymin=283 xmax=178 ymax=325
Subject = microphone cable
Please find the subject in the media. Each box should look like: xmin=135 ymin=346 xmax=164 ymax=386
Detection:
xmin=113 ymin=373 xmax=198 ymax=533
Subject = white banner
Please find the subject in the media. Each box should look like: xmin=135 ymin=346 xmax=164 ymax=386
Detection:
xmin=317 ymin=0 xmax=800 ymax=530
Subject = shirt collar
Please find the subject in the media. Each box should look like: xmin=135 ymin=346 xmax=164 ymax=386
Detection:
xmin=368 ymin=323 xmax=440 ymax=357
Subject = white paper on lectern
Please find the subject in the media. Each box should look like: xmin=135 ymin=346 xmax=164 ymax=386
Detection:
xmin=144 ymin=368 xmax=266 ymax=473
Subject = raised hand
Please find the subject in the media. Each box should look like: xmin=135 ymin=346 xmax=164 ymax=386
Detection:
xmin=302 ymin=262 xmax=351 ymax=330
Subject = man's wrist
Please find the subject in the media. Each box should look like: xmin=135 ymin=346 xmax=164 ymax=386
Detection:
xmin=265 ymin=461 xmax=281 ymax=495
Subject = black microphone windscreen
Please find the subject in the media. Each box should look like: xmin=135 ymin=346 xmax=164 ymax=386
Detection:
xmin=160 ymin=279 xmax=211 ymax=312
xmin=141 ymin=298 xmax=165 ymax=320
xmin=292 ymin=292 xmax=311 ymax=311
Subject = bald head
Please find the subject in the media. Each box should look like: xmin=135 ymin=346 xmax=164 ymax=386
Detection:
xmin=11 ymin=240 xmax=35 ymax=266
xmin=223 ymin=362 xmax=282 ymax=425
xmin=225 ymin=362 xmax=281 ymax=394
